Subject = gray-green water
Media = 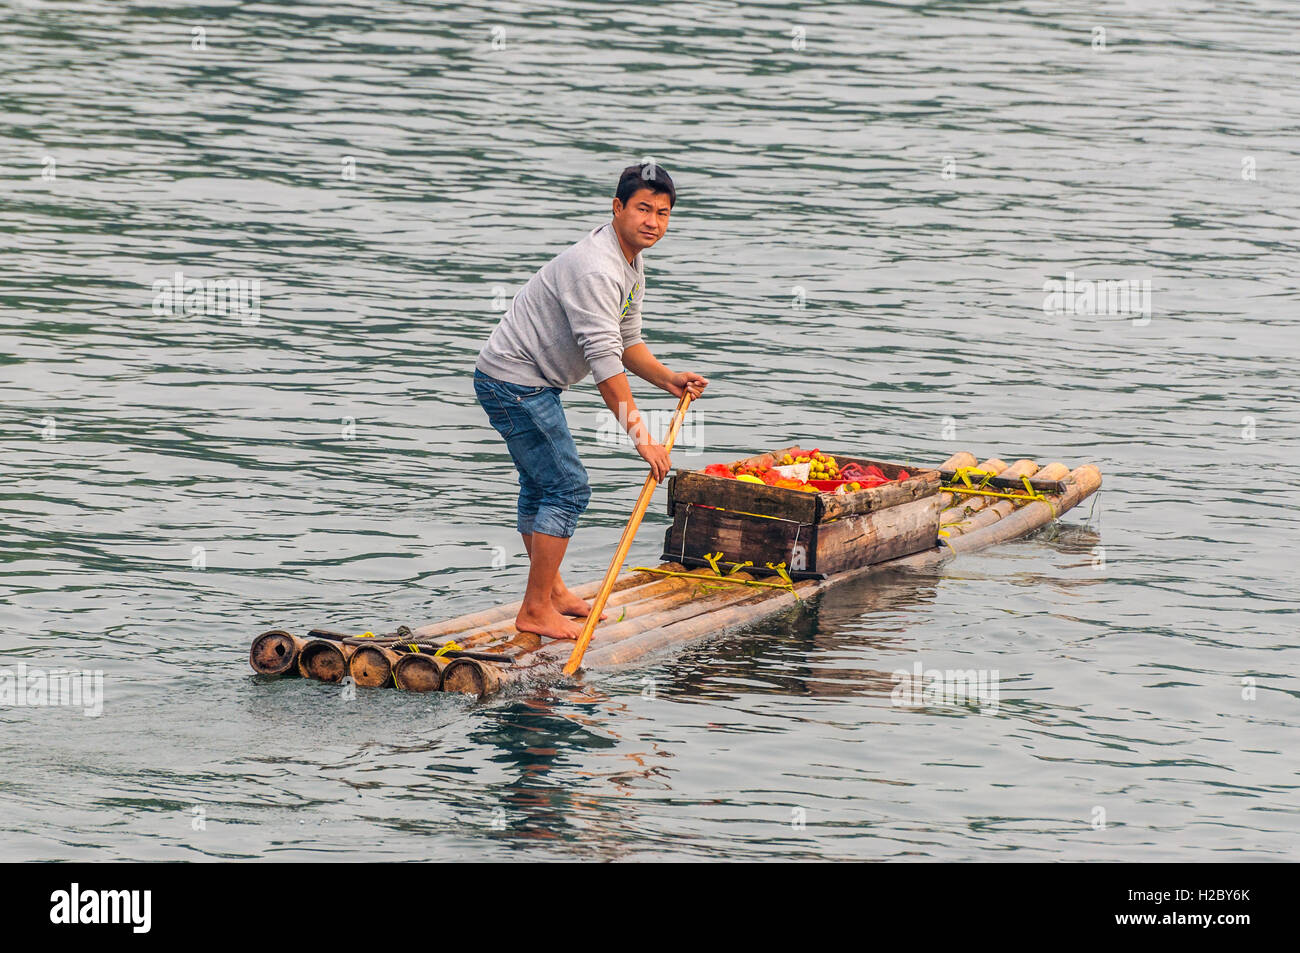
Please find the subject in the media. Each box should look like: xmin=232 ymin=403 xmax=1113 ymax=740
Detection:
xmin=2 ymin=0 xmax=1297 ymax=860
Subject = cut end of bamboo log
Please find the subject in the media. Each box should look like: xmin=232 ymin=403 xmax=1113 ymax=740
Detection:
xmin=250 ymin=630 xmax=301 ymax=677
xmin=442 ymin=658 xmax=503 ymax=698
xmin=348 ymin=644 xmax=396 ymax=688
xmin=392 ymin=653 xmax=445 ymax=693
xmin=298 ymin=639 xmax=349 ymax=682
xmin=938 ymin=451 xmax=977 ymax=472
xmin=1072 ymin=464 xmax=1103 ymax=494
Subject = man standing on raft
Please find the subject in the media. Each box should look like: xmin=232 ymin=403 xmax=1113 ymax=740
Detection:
xmin=474 ymin=163 xmax=709 ymax=641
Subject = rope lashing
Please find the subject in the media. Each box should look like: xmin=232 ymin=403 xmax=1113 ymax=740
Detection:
xmin=632 ymin=553 xmax=801 ymax=599
xmin=940 ymin=467 xmax=1062 ymax=523
xmin=941 ymin=466 xmax=1059 ymax=517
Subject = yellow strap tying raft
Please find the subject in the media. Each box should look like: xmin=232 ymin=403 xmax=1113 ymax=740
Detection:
xmin=940 ymin=467 xmax=1064 ymax=526
xmin=943 ymin=467 xmax=1051 ymax=506
xmin=355 ymin=631 xmax=375 ymax=638
xmin=632 ymin=561 xmax=800 ymax=601
xmin=408 ymin=643 xmax=419 ymax=653
xmin=433 ymin=639 xmax=463 ymax=658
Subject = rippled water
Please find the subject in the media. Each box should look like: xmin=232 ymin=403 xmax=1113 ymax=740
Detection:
xmin=2 ymin=0 xmax=1297 ymax=860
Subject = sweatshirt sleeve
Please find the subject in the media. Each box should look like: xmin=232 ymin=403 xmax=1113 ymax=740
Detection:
xmin=564 ymin=271 xmax=629 ymax=384
xmin=621 ymin=278 xmax=643 ymax=350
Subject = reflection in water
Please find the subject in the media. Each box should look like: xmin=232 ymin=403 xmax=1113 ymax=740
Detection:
xmin=653 ymin=564 xmax=943 ymax=701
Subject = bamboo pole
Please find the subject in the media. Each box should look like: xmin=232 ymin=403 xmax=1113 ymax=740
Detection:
xmin=348 ymin=643 xmax=401 ymax=688
xmin=249 ymin=630 xmax=306 ymax=677
xmin=563 ymin=390 xmax=695 ymax=675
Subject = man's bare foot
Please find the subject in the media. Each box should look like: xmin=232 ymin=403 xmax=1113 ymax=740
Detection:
xmin=515 ymin=604 xmax=584 ymax=640
xmin=551 ymin=589 xmax=608 ymax=620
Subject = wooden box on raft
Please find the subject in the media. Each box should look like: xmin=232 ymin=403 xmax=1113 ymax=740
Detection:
xmin=662 ymin=445 xmax=943 ymax=579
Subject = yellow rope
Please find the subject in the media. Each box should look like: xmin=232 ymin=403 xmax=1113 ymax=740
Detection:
xmin=631 ymin=566 xmax=797 ymax=592
xmin=943 ymin=467 xmax=1051 ymax=505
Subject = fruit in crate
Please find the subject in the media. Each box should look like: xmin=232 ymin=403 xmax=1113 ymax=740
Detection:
xmin=807 ymin=449 xmax=841 ymax=480
xmin=838 ymin=462 xmax=909 ymax=489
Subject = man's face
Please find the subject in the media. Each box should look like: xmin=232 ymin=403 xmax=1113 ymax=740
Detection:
xmin=612 ymin=187 xmax=672 ymax=254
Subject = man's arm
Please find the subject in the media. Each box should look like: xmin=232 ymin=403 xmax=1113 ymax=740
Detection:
xmin=597 ymin=371 xmax=670 ymax=482
xmin=622 ymin=342 xmax=710 ymax=398
xmin=621 ymin=342 xmax=672 ymax=391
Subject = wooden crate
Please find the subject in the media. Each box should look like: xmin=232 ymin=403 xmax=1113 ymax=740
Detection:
xmin=661 ymin=445 xmax=943 ymax=579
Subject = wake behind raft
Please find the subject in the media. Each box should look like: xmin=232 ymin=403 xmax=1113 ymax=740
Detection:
xmin=249 ymin=446 xmax=1102 ymax=698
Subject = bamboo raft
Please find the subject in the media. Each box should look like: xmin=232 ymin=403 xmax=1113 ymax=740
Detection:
xmin=249 ymin=451 xmax=1101 ymax=698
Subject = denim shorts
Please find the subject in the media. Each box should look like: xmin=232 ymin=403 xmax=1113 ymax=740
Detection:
xmin=473 ymin=368 xmax=592 ymax=538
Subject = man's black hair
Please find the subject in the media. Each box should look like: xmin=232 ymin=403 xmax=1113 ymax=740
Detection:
xmin=616 ymin=162 xmax=676 ymax=208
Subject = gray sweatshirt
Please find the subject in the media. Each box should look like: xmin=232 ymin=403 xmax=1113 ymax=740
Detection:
xmin=475 ymin=222 xmax=644 ymax=389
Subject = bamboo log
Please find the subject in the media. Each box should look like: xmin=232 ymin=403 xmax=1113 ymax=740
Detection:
xmin=391 ymin=653 xmax=450 ymax=693
xmin=409 ymin=568 xmax=691 ymax=644
xmin=250 ymin=630 xmax=306 ymax=677
xmin=409 ymin=570 xmax=658 ymax=640
xmin=941 ymin=462 xmax=1068 ymax=537
xmin=939 ymin=456 xmax=1006 ymax=516
xmin=582 ymin=573 xmax=770 ymax=645
xmin=515 ymin=572 xmax=775 ymax=669
xmin=348 ymin=643 xmax=401 ymax=688
xmin=298 ymin=639 xmax=356 ymax=682
xmin=414 ymin=577 xmax=702 ymax=651
xmin=441 ymin=658 xmax=505 ymax=697
xmin=940 ymin=458 xmax=1034 ymax=524
xmin=945 ymin=465 xmax=1101 ymax=553
xmin=582 ymin=588 xmax=798 ymax=668
xmin=937 ymin=451 xmax=977 ymax=473
xmin=934 ymin=451 xmax=977 ymax=509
